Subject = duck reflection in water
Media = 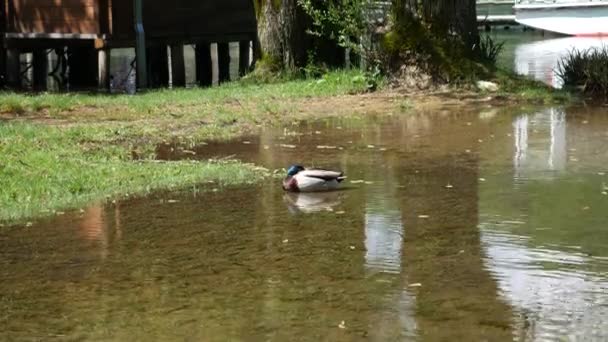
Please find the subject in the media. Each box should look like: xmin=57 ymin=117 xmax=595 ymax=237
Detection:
xmin=283 ymin=191 xmax=343 ymax=214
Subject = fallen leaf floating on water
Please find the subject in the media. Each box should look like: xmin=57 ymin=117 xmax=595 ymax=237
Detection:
xmin=379 ymin=148 xmax=388 ymax=152
xmin=242 ymin=141 xmax=251 ymax=145
xmin=582 ymin=206 xmax=590 ymax=211
xmin=367 ymin=145 xmax=375 ymax=149
xmin=364 ymin=181 xmax=374 ymax=185
xmin=583 ymin=120 xmax=589 ymax=124
xmin=167 ymin=200 xmax=179 ymax=204
xmin=338 ymin=321 xmax=346 ymax=329
xmin=283 ymin=239 xmax=289 ymax=244
xmin=408 ymin=283 xmax=422 ymax=288
xmin=602 ymin=192 xmax=607 ymax=196
xmin=349 ymin=246 xmax=356 ymax=250
xmin=599 ymin=172 xmax=606 ymax=176
xmin=316 ymin=145 xmax=338 ymax=150
xmin=479 ymin=178 xmax=486 ymax=182
xmin=445 ymin=184 xmax=454 ymax=189
xmin=418 ymin=215 xmax=430 ymax=219
xmin=350 ymin=180 xmax=365 ymax=184
xmin=315 ymin=131 xmax=322 ymax=135
xmin=335 ymin=211 xmax=346 ymax=215
xmin=279 ymin=144 xmax=297 ymax=149
xmin=264 ymin=145 xmax=270 ymax=150
xmin=25 ymin=222 xmax=33 ymax=227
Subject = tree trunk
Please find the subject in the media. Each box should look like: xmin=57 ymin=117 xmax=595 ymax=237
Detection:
xmin=256 ymin=0 xmax=307 ymax=69
xmin=393 ymin=0 xmax=479 ymax=49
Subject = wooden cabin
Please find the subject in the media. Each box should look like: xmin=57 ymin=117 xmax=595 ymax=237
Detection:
xmin=0 ymin=0 xmax=257 ymax=90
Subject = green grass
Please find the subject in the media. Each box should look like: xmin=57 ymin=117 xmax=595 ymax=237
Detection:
xmin=492 ymin=69 xmax=573 ymax=104
xmin=0 ymin=123 xmax=270 ymax=224
xmin=0 ymin=70 xmax=369 ymax=118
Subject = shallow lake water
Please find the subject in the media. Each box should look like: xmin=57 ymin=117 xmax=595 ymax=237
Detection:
xmin=2 ymin=104 xmax=608 ymax=341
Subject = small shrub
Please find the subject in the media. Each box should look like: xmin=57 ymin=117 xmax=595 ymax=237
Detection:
xmin=557 ymin=46 xmax=608 ymax=98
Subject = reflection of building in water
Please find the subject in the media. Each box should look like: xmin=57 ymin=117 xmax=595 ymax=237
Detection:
xmin=364 ymin=187 xmax=404 ymax=274
xmin=513 ymin=108 xmax=567 ymax=179
xmin=514 ymin=114 xmax=528 ymax=174
xmin=480 ymin=228 xmax=608 ymax=341
xmin=364 ymin=208 xmax=404 ymax=274
xmin=78 ymin=203 xmax=122 ymax=260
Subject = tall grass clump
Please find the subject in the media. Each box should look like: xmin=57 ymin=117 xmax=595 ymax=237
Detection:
xmin=477 ymin=35 xmax=504 ymax=66
xmin=557 ymin=46 xmax=608 ymax=99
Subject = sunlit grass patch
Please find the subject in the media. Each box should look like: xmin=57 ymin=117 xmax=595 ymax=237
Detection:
xmin=0 ymin=123 xmax=269 ymax=223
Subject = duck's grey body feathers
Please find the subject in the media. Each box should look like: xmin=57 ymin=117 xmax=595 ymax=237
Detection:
xmin=283 ymin=167 xmax=345 ymax=192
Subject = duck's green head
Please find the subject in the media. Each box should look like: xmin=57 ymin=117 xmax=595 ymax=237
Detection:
xmin=287 ymin=165 xmax=305 ymax=176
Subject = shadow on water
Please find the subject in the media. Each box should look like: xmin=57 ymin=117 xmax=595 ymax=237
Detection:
xmin=2 ymin=105 xmax=608 ymax=340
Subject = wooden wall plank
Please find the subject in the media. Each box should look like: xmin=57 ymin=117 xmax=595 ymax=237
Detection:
xmin=8 ymin=0 xmax=256 ymax=41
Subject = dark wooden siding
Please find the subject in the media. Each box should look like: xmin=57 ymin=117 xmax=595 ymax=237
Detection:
xmin=8 ymin=0 xmax=102 ymax=34
xmin=112 ymin=0 xmax=257 ymax=41
xmin=5 ymin=0 xmax=256 ymax=41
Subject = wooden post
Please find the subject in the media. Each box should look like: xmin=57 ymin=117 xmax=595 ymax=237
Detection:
xmin=5 ymin=49 xmax=20 ymax=88
xmin=217 ymin=42 xmax=230 ymax=83
xmin=33 ymin=50 xmax=48 ymax=91
xmin=146 ymin=46 xmax=169 ymax=88
xmin=134 ymin=0 xmax=147 ymax=90
xmin=98 ymin=49 xmax=110 ymax=91
xmin=0 ymin=46 xmax=6 ymax=88
xmin=170 ymin=44 xmax=185 ymax=87
xmin=195 ymin=43 xmax=212 ymax=87
xmin=238 ymin=40 xmax=250 ymax=77
xmin=68 ymin=46 xmax=97 ymax=89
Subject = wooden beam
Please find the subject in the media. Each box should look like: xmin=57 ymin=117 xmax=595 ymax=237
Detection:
xmin=238 ymin=40 xmax=250 ymax=77
xmin=0 ymin=46 xmax=5 ymax=88
xmin=217 ymin=42 xmax=230 ymax=83
xmin=134 ymin=0 xmax=147 ymax=90
xmin=195 ymin=43 xmax=212 ymax=87
xmin=5 ymin=49 xmax=19 ymax=88
xmin=32 ymin=50 xmax=48 ymax=91
xmin=146 ymin=45 xmax=169 ymax=88
xmin=170 ymin=44 xmax=185 ymax=87
xmin=68 ymin=46 xmax=97 ymax=89
xmin=98 ymin=49 xmax=110 ymax=91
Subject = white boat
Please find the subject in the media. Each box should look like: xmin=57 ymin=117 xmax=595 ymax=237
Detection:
xmin=514 ymin=0 xmax=608 ymax=36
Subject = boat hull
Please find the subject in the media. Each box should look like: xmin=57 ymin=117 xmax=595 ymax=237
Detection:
xmin=514 ymin=2 xmax=608 ymax=36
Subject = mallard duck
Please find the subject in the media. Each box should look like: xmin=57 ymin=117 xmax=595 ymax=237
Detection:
xmin=282 ymin=165 xmax=346 ymax=192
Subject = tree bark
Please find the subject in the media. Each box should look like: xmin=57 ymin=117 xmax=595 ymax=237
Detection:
xmin=393 ymin=0 xmax=479 ymax=49
xmin=256 ymin=0 xmax=307 ymax=69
